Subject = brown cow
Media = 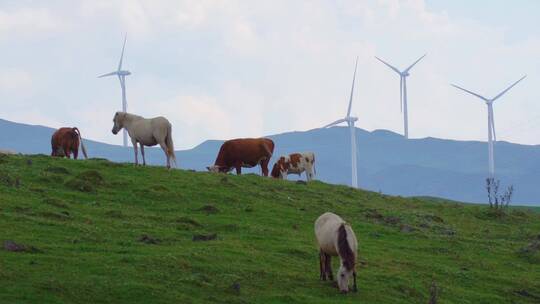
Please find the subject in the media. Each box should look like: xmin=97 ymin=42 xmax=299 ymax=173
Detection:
xmin=207 ymin=138 xmax=274 ymax=176
xmin=51 ymin=127 xmax=88 ymax=159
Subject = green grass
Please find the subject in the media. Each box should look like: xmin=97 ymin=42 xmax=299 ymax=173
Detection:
xmin=1 ymin=154 xmax=539 ymax=303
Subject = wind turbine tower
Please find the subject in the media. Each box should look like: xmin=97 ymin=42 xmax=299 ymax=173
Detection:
xmin=451 ymin=75 xmax=526 ymax=177
xmin=375 ymin=54 xmax=426 ymax=139
xmin=323 ymin=57 xmax=359 ymax=188
xmin=99 ymin=35 xmax=131 ymax=147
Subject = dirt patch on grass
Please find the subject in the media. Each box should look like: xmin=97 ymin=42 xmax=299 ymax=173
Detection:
xmin=192 ymin=233 xmax=217 ymax=242
xmin=400 ymin=224 xmax=416 ymax=233
xmin=197 ymin=205 xmax=219 ymax=214
xmin=65 ymin=179 xmax=95 ymax=192
xmin=65 ymin=170 xmax=104 ymax=193
xmin=149 ymin=185 xmax=169 ymax=192
xmin=42 ymin=198 xmax=69 ymax=209
xmin=384 ymin=216 xmax=402 ymax=226
xmin=105 ymin=210 xmax=124 ymax=219
xmin=138 ymin=234 xmax=161 ymax=245
xmin=77 ymin=170 xmax=104 ymax=185
xmin=518 ymin=235 xmax=540 ymax=263
xmin=0 ymin=171 xmax=20 ymax=188
xmin=3 ymin=240 xmax=42 ymax=253
xmin=40 ymin=211 xmax=71 ymax=221
xmin=13 ymin=206 xmax=33 ymax=215
xmin=515 ymin=289 xmax=540 ymax=301
xmin=420 ymin=214 xmax=444 ymax=223
xmin=44 ymin=166 xmax=70 ymax=175
xmin=364 ymin=209 xmax=384 ymax=220
xmin=30 ymin=187 xmax=46 ymax=193
xmin=176 ymin=217 xmax=202 ymax=228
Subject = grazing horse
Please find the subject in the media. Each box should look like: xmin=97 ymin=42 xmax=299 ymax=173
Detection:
xmin=51 ymin=127 xmax=88 ymax=159
xmin=111 ymin=112 xmax=177 ymax=169
xmin=271 ymin=152 xmax=315 ymax=181
xmin=207 ymin=138 xmax=274 ymax=176
xmin=315 ymin=212 xmax=358 ymax=293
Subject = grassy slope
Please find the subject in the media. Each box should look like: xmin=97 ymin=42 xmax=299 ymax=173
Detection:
xmin=0 ymin=154 xmax=539 ymax=304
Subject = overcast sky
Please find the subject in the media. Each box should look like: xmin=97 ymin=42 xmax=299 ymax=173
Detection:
xmin=1 ymin=0 xmax=538 ymax=149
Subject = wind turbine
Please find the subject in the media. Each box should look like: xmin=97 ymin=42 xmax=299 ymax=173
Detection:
xmin=99 ymin=35 xmax=131 ymax=147
xmin=323 ymin=57 xmax=359 ymax=188
xmin=451 ymin=75 xmax=526 ymax=177
xmin=375 ymin=54 xmax=426 ymax=139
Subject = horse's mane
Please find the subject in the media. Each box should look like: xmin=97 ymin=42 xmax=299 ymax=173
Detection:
xmin=337 ymin=223 xmax=355 ymax=271
xmin=123 ymin=112 xmax=144 ymax=120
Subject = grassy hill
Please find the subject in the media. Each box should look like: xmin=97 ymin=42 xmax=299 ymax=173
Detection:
xmin=0 ymin=154 xmax=539 ymax=303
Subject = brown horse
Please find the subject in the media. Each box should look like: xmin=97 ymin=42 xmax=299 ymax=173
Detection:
xmin=51 ymin=127 xmax=88 ymax=159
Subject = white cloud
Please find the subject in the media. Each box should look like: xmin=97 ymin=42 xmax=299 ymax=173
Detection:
xmin=0 ymin=7 xmax=62 ymax=34
xmin=0 ymin=69 xmax=32 ymax=91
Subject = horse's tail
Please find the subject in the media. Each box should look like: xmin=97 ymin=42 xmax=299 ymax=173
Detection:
xmin=165 ymin=124 xmax=177 ymax=168
xmin=72 ymin=127 xmax=88 ymax=159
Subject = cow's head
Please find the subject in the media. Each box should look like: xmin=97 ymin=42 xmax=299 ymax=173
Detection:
xmin=270 ymin=162 xmax=281 ymax=178
xmin=112 ymin=112 xmax=125 ymax=135
xmin=206 ymin=165 xmax=220 ymax=173
xmin=206 ymin=165 xmax=231 ymax=173
xmin=271 ymin=156 xmax=288 ymax=178
xmin=52 ymin=147 xmax=66 ymax=157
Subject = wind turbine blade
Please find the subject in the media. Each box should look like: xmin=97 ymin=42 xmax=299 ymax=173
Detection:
xmin=98 ymin=71 xmax=118 ymax=78
xmin=346 ymin=57 xmax=358 ymax=117
xmin=492 ymin=75 xmax=527 ymax=102
xmin=404 ymin=54 xmax=427 ymax=72
xmin=451 ymin=84 xmax=489 ymax=101
xmin=374 ymin=56 xmax=401 ymax=74
xmin=400 ymin=76 xmax=403 ymax=113
xmin=323 ymin=118 xmax=347 ymax=128
xmin=118 ymin=34 xmax=127 ymax=71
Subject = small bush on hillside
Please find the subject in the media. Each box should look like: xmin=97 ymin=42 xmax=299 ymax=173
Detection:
xmin=486 ymin=178 xmax=514 ymax=210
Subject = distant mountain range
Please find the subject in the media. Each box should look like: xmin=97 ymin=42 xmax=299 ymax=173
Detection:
xmin=1 ymin=118 xmax=539 ymax=205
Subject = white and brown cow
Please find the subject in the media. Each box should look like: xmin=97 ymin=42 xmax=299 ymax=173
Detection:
xmin=271 ymin=152 xmax=315 ymax=181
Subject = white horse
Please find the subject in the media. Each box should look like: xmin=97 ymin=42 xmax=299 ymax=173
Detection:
xmin=111 ymin=112 xmax=177 ymax=169
xmin=315 ymin=212 xmax=358 ymax=293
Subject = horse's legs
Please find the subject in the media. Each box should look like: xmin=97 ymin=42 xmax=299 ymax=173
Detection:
xmin=158 ymin=141 xmax=170 ymax=169
xmin=325 ymin=254 xmax=333 ymax=281
xmin=235 ymin=165 xmax=242 ymax=175
xmin=319 ymin=249 xmax=327 ymax=281
xmin=352 ymin=271 xmax=358 ymax=292
xmin=140 ymin=143 xmax=146 ymax=166
xmin=132 ymin=138 xmax=139 ymax=165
